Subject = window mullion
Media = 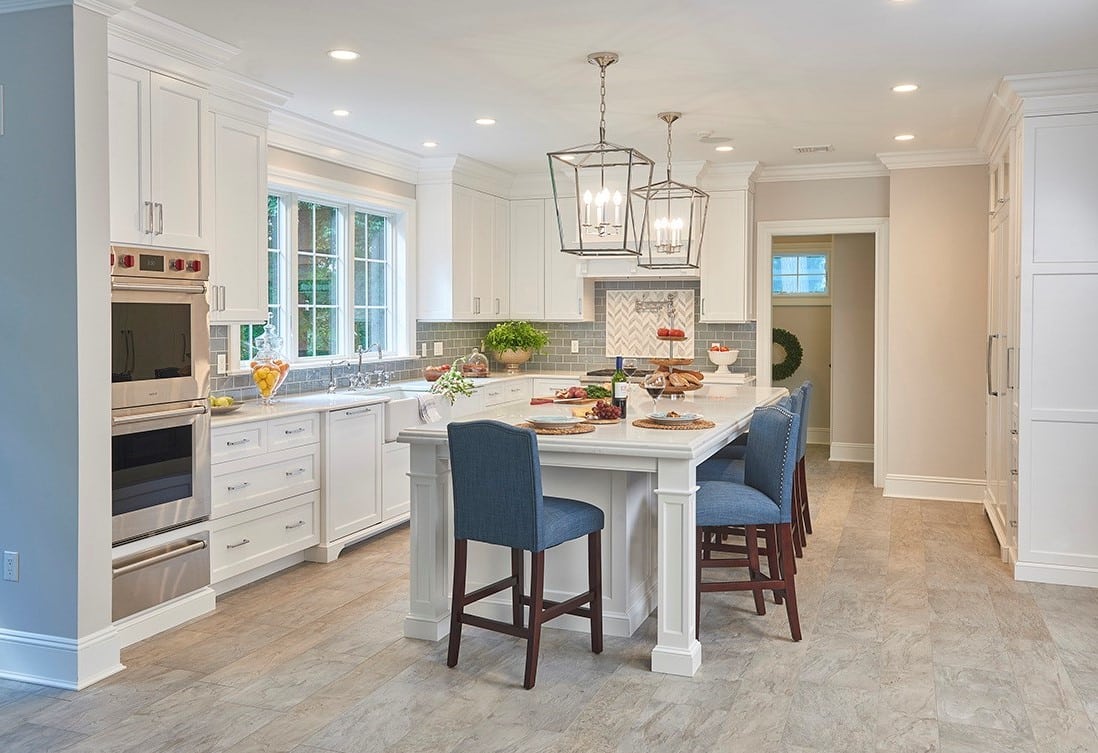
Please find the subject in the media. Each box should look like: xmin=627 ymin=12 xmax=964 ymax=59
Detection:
xmin=287 ymin=192 xmax=300 ymax=359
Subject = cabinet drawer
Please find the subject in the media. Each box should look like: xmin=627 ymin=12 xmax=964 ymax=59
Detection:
xmin=482 ymin=385 xmax=509 ymax=407
xmin=506 ymin=382 xmax=530 ymax=403
xmin=212 ymin=445 xmax=320 ymax=518
xmin=531 ymin=378 xmax=579 ymax=396
xmin=210 ymin=492 xmax=318 ymax=583
xmin=268 ymin=414 xmax=319 ymax=451
xmin=211 ymin=423 xmax=267 ymax=463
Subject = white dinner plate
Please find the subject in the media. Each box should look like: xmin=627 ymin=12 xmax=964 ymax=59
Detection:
xmin=647 ymin=411 xmax=702 ymax=425
xmin=525 ymin=415 xmax=585 ymax=428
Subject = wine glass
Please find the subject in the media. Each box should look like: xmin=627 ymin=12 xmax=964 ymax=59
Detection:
xmin=623 ymin=358 xmax=637 ymax=378
xmin=642 ymin=372 xmax=666 ymax=412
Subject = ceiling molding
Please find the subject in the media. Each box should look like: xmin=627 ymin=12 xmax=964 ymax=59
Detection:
xmin=107 ymin=6 xmax=237 ymax=73
xmin=417 ymin=155 xmax=514 ymax=197
xmin=509 ymin=171 xmax=553 ymax=200
xmin=1002 ymin=68 xmax=1098 ymax=117
xmin=268 ymin=110 xmax=422 ymax=186
xmin=876 ymin=148 xmax=987 ymax=170
xmin=697 ymin=161 xmax=761 ymax=190
xmin=975 ymin=79 xmax=1022 ymax=158
xmin=0 ymin=0 xmax=133 ymax=14
xmin=208 ymin=69 xmax=291 ymax=112
xmin=753 ymin=161 xmax=886 ymax=183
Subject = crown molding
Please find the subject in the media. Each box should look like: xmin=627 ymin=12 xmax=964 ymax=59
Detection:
xmin=107 ymin=6 xmax=237 ymax=77
xmin=976 ymin=78 xmax=1022 ymax=158
xmin=752 ymin=161 xmax=886 ymax=183
xmin=0 ymin=0 xmax=133 ymax=14
xmin=268 ymin=110 xmax=422 ymax=186
xmin=697 ymin=161 xmax=760 ymax=190
xmin=417 ymin=155 xmax=514 ymax=197
xmin=509 ymin=171 xmax=554 ymax=200
xmin=1003 ymin=68 xmax=1098 ymax=117
xmin=208 ymin=69 xmax=291 ymax=112
xmin=876 ymin=148 xmax=987 ymax=170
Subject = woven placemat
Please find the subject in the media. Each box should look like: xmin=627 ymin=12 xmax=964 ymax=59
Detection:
xmin=632 ymin=418 xmax=716 ymax=431
xmin=516 ymin=422 xmax=597 ymax=436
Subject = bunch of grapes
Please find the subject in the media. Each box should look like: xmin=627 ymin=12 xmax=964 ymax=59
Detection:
xmin=589 ymin=400 xmax=622 ymax=420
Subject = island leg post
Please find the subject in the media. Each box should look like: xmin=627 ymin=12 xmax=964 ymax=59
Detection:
xmin=404 ymin=442 xmax=452 ymax=641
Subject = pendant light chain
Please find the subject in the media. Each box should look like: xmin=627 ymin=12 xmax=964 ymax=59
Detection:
xmin=598 ymin=61 xmax=608 ymax=144
xmin=666 ymin=118 xmax=674 ymax=182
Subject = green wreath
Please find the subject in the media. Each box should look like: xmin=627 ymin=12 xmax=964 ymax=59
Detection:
xmin=772 ymin=327 xmax=803 ymax=382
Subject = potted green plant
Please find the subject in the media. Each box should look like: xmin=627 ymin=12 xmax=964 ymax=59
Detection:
xmin=482 ymin=320 xmax=550 ymax=374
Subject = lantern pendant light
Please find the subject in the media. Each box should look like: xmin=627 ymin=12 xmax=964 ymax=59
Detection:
xmin=635 ymin=112 xmax=709 ymax=270
xmin=547 ymin=52 xmax=655 ymax=258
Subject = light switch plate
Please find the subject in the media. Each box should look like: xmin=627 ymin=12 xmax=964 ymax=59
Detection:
xmin=421 ymin=342 xmax=427 ymax=357
xmin=433 ymin=342 xmax=444 ymax=356
xmin=216 ymin=353 xmax=227 ymax=374
xmin=570 ymin=340 xmax=579 ymax=354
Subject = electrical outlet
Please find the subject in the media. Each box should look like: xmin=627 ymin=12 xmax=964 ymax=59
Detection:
xmin=3 ymin=551 xmax=18 ymax=582
xmin=570 ymin=340 xmax=579 ymax=354
xmin=433 ymin=342 xmax=444 ymax=356
xmin=216 ymin=353 xmax=227 ymax=374
xmin=420 ymin=342 xmax=427 ymax=357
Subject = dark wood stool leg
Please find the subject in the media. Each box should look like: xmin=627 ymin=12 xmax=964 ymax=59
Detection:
xmin=745 ymin=525 xmax=766 ymax=615
xmin=778 ymin=524 xmax=802 ymax=642
xmin=447 ymin=539 xmax=468 ymax=668
xmin=696 ymin=527 xmax=705 ymax=639
xmin=799 ymin=460 xmax=813 ymax=535
xmin=588 ymin=531 xmax=603 ymax=654
xmin=510 ymin=548 xmax=524 ymax=628
xmin=764 ymin=526 xmax=783 ymax=605
xmin=792 ymin=471 xmax=807 ymax=552
xmin=524 ymin=551 xmax=545 ymax=689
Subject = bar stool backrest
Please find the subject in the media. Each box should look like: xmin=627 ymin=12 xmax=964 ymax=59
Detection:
xmin=743 ymin=406 xmax=801 ymax=523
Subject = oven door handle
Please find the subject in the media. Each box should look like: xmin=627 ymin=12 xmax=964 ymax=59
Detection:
xmin=112 ymin=539 xmax=207 ymax=578
xmin=112 ymin=405 xmax=208 ymax=426
xmin=111 ymin=281 xmax=208 ymax=296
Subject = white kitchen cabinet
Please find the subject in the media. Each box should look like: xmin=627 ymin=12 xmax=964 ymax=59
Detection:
xmin=531 ymin=376 xmax=581 ymax=397
xmin=323 ymin=404 xmax=383 ymax=542
xmin=508 ymin=200 xmax=545 ymax=319
xmin=382 ymin=442 xmax=411 ymax=520
xmin=698 ymin=189 xmax=754 ymax=323
xmin=544 ymin=200 xmax=594 ymax=321
xmin=418 ymin=184 xmax=509 ymax=321
xmin=210 ymin=111 xmax=268 ymax=323
xmin=211 ymin=492 xmax=319 ymax=585
xmin=108 ymin=59 xmax=212 ymax=250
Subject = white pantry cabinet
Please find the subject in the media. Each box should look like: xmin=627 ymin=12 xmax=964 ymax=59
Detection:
xmin=108 ymin=59 xmax=212 ymax=250
xmin=698 ymin=189 xmax=755 ymax=323
xmin=210 ymin=110 xmax=268 ymax=323
xmin=322 ymin=404 xmax=383 ymax=543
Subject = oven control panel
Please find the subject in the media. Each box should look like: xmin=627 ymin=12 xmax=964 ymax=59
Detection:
xmin=110 ymin=245 xmax=209 ymax=281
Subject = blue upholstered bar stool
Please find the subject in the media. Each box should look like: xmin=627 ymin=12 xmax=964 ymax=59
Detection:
xmin=695 ymin=405 xmax=802 ymax=641
xmin=445 ymin=420 xmax=605 ymax=689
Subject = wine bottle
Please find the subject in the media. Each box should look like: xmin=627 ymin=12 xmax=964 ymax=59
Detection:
xmin=611 ymin=355 xmax=628 ymax=419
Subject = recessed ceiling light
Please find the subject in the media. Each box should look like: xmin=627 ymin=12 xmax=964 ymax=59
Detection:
xmin=422 ymin=141 xmax=438 ymax=148
xmin=894 ymin=133 xmax=915 ymax=141
xmin=328 ymin=49 xmax=359 ymax=61
xmin=714 ymin=145 xmax=735 ymax=152
xmin=475 ymin=117 xmax=496 ymax=126
xmin=892 ymin=83 xmax=919 ymax=93
xmin=332 ymin=109 xmax=350 ymax=117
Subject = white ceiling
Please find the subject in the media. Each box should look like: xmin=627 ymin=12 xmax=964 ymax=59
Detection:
xmin=137 ymin=0 xmax=1098 ymax=174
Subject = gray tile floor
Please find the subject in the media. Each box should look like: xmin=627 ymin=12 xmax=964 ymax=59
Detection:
xmin=3 ymin=448 xmax=1098 ymax=752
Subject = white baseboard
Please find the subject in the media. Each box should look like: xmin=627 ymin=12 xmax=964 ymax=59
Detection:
xmin=807 ymin=427 xmax=830 ymax=446
xmin=830 ymin=442 xmax=873 ymax=463
xmin=0 ymin=624 xmax=123 ymax=690
xmin=1015 ymin=560 xmax=1098 ymax=589
xmin=305 ymin=514 xmax=410 ymax=564
xmin=214 ymin=553 xmax=305 ymax=596
xmin=114 ymin=588 xmax=217 ymax=647
xmin=883 ymin=474 xmax=985 ymax=503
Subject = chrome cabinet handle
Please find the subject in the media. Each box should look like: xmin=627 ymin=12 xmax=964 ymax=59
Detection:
xmin=495 ymin=297 xmax=500 ymax=315
xmin=986 ymin=334 xmax=1001 ymax=396
xmin=144 ymin=201 xmax=154 ymax=234
xmin=284 ymin=427 xmax=306 ymax=435
xmin=344 ymin=407 xmax=372 ymax=416
xmin=284 ymin=520 xmax=306 ymax=530
xmin=473 ymin=296 xmax=481 ymax=315
xmin=226 ymin=539 xmax=250 ymax=549
xmin=220 ymin=286 xmax=227 ymax=312
xmin=111 ymin=404 xmax=207 ymax=426
xmin=226 ymin=438 xmax=250 ymax=446
xmin=156 ymin=203 xmax=164 ymax=235
xmin=577 ymin=297 xmax=582 ymax=315
xmin=112 ymin=539 xmax=206 ymax=578
xmin=701 ymin=297 xmax=706 ymax=315
xmin=227 ymin=481 xmax=250 ymax=491
xmin=285 ymin=468 xmax=306 ymax=477
xmin=1006 ymin=346 xmax=1014 ymax=390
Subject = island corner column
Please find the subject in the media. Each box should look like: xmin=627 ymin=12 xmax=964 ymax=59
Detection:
xmin=651 ymin=454 xmax=702 ymax=676
xmin=403 ymin=440 xmax=453 ymax=641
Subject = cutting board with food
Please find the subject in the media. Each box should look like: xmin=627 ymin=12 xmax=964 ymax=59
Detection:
xmin=529 ymin=384 xmax=612 ymax=405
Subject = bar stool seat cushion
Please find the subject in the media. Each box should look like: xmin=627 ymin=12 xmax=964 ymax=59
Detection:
xmin=696 ymin=480 xmax=782 ymax=527
xmin=543 ymin=497 xmax=605 ymax=550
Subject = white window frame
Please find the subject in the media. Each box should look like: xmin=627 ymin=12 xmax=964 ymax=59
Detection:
xmin=231 ymin=166 xmax=417 ymax=370
xmin=772 ymin=239 xmax=832 ymax=306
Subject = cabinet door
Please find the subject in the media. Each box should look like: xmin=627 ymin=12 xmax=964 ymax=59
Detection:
xmin=508 ymin=200 xmax=546 ymax=320
xmin=108 ymin=59 xmax=152 ymax=244
xmin=150 ymin=72 xmax=211 ymax=250
xmin=211 ymin=114 xmax=268 ymax=323
xmin=450 ymin=186 xmax=477 ymax=320
xmin=469 ymin=190 xmax=496 ymax=319
xmin=544 ymin=199 xmax=591 ymax=320
xmin=382 ymin=442 xmax=411 ymax=520
xmin=326 ymin=405 xmax=382 ymax=539
xmin=490 ymin=196 xmax=510 ymax=318
xmin=699 ymin=190 xmax=751 ymax=322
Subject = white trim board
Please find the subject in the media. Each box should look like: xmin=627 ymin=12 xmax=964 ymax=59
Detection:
xmin=1015 ymin=561 xmax=1098 ymax=589
xmin=883 ymin=474 xmax=985 ymax=503
xmin=0 ymin=625 xmax=123 ymax=690
xmin=831 ymin=442 xmax=873 ymax=463
xmin=807 ymin=428 xmax=830 ymax=446
xmin=113 ymin=588 xmax=216 ymax=648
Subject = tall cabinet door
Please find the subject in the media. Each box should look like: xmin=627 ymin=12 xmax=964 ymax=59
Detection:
xmin=211 ymin=114 xmax=268 ymax=324
xmin=325 ymin=406 xmax=382 ymax=540
xmin=699 ymin=190 xmax=752 ymax=322
xmin=108 ymin=59 xmax=152 ymax=245
xmin=490 ymin=196 xmax=510 ymax=318
xmin=469 ymin=190 xmax=496 ymax=320
xmin=508 ymin=200 xmax=546 ymax=320
xmin=150 ymin=73 xmax=211 ymax=250
xmin=450 ymin=187 xmax=477 ymax=320
xmin=544 ymin=199 xmax=591 ymax=321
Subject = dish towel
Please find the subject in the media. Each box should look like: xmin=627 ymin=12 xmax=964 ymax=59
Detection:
xmin=416 ymin=392 xmax=444 ymax=423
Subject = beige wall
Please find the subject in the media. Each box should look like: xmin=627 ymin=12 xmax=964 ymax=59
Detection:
xmin=774 ymin=304 xmax=831 ymax=433
xmin=831 ymin=234 xmax=875 ymax=446
xmin=755 ymin=176 xmax=890 ymax=222
xmin=887 ymin=166 xmax=988 ymax=481
xmin=268 ymin=147 xmax=417 ymax=199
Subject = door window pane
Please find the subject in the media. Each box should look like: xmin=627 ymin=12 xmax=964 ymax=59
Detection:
xmin=772 ymin=253 xmax=829 ymax=295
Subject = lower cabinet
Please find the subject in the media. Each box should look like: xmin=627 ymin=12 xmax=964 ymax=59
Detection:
xmin=210 ymin=492 xmax=319 ymax=583
xmin=323 ymin=404 xmax=383 ymax=541
xmin=382 ymin=442 xmax=411 ymax=520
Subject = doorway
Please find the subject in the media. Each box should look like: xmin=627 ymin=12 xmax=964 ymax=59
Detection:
xmin=756 ymin=219 xmax=889 ymax=487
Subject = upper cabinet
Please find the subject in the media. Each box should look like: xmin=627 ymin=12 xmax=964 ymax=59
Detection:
xmin=418 ymin=183 xmax=510 ymax=321
xmin=506 ymin=199 xmax=594 ymax=322
xmin=108 ymin=59 xmax=212 ymax=250
xmin=698 ymin=189 xmax=755 ymax=323
xmin=210 ymin=110 xmax=268 ymax=323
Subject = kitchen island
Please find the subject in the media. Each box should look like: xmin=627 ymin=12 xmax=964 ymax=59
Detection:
xmin=398 ymin=384 xmax=786 ymax=677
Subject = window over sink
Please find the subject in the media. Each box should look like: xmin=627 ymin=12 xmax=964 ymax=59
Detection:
xmin=237 ymin=185 xmax=407 ymax=368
